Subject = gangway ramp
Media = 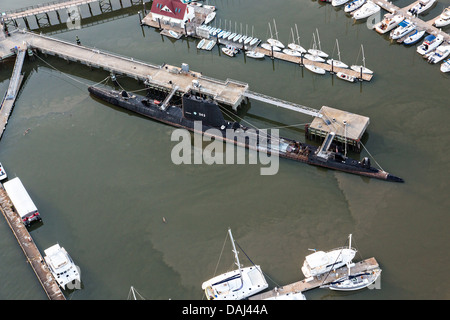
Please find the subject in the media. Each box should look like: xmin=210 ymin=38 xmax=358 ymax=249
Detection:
xmin=0 ymin=49 xmax=26 ymax=140
xmin=243 ymin=90 xmax=322 ymax=118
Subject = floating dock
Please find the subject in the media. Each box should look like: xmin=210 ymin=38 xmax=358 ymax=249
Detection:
xmin=249 ymin=257 xmax=380 ymax=300
xmin=0 ymin=185 xmax=65 ymax=300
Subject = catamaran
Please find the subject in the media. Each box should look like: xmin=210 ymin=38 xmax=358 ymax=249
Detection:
xmin=202 ymin=229 xmax=268 ymax=300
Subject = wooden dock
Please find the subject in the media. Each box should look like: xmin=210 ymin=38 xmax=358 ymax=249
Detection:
xmin=0 ymin=186 xmax=65 ymax=300
xmin=373 ymin=0 xmax=450 ymax=42
xmin=249 ymin=257 xmax=380 ymax=300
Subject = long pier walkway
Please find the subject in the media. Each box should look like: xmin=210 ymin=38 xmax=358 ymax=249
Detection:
xmin=249 ymin=257 xmax=379 ymax=300
xmin=0 ymin=49 xmax=26 ymax=140
xmin=0 ymin=186 xmax=65 ymax=300
xmin=12 ymin=30 xmax=248 ymax=109
xmin=374 ymin=0 xmax=450 ymax=42
xmin=2 ymin=0 xmax=100 ymax=22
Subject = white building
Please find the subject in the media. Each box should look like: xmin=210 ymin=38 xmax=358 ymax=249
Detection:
xmin=150 ymin=0 xmax=195 ymax=28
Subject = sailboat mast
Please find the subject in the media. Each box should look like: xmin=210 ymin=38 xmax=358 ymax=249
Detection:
xmin=228 ymin=229 xmax=242 ymax=276
xmin=349 ymin=234 xmax=352 ymax=249
xmin=295 ymin=23 xmax=300 ymax=45
xmin=361 ymin=45 xmax=366 ymax=68
xmin=273 ymin=19 xmax=279 ymax=40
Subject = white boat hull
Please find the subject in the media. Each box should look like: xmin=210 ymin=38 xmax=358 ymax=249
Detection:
xmin=246 ymin=51 xmax=265 ymax=59
xmin=374 ymin=15 xmax=404 ymax=34
xmin=390 ymin=20 xmax=416 ymax=40
xmin=307 ymin=48 xmax=328 ymax=58
xmin=288 ymin=43 xmax=307 ymax=53
xmin=352 ymin=1 xmax=380 ymax=20
xmin=325 ymin=268 xmax=382 ymax=291
xmin=327 ymin=59 xmax=349 ymax=69
xmin=304 ymin=64 xmax=326 ymax=75
xmin=202 ymin=265 xmax=268 ymax=300
xmin=351 ymin=65 xmax=373 ymax=74
xmin=441 ymin=59 xmax=450 ymax=72
xmin=403 ymin=30 xmax=426 ymax=45
xmin=304 ymin=53 xmax=325 ymax=62
xmin=336 ymin=72 xmax=355 ymax=82
xmin=417 ymin=34 xmax=444 ymax=56
xmin=283 ymin=49 xmax=302 ymax=57
xmin=344 ymin=0 xmax=366 ymax=13
xmin=427 ymin=45 xmax=450 ymax=64
xmin=408 ymin=0 xmax=436 ymax=16
xmin=267 ymin=38 xmax=285 ymax=49
xmin=261 ymin=43 xmax=281 ymax=52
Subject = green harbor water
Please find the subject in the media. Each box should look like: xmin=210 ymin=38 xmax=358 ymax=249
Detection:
xmin=0 ymin=0 xmax=449 ymax=300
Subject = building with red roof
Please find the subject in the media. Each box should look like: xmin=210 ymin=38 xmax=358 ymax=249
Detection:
xmin=150 ymin=0 xmax=195 ymax=28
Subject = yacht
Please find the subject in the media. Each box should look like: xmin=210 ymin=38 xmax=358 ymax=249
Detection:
xmin=344 ymin=0 xmax=366 ymax=13
xmin=202 ymin=229 xmax=268 ymax=300
xmin=407 ymin=0 xmax=436 ymax=16
xmin=332 ymin=0 xmax=350 ymax=7
xmin=352 ymin=1 xmax=380 ymax=20
xmin=434 ymin=7 xmax=450 ymax=27
xmin=390 ymin=19 xmax=416 ymax=40
xmin=374 ymin=14 xmax=404 ymax=34
xmin=416 ymin=34 xmax=444 ymax=56
xmin=403 ymin=30 xmax=426 ymax=45
xmin=301 ymin=234 xmax=356 ymax=278
xmin=441 ymin=59 xmax=450 ymax=72
xmin=427 ymin=44 xmax=450 ymax=64
xmin=44 ymin=244 xmax=81 ymax=290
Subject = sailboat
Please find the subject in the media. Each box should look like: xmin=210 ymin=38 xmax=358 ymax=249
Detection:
xmin=304 ymin=64 xmax=326 ymax=75
xmin=327 ymin=39 xmax=349 ymax=68
xmin=127 ymin=286 xmax=146 ymax=300
xmin=350 ymin=44 xmax=373 ymax=74
xmin=307 ymin=29 xmax=328 ymax=58
xmin=267 ymin=19 xmax=285 ymax=49
xmin=301 ymin=234 xmax=357 ymax=278
xmin=201 ymin=229 xmax=269 ymax=300
xmin=287 ymin=24 xmax=307 ymax=54
xmin=321 ymin=266 xmax=382 ymax=291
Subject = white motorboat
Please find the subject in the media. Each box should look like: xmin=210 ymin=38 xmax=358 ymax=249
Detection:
xmin=261 ymin=43 xmax=281 ymax=52
xmin=246 ymin=51 xmax=265 ymax=59
xmin=301 ymin=234 xmax=357 ymax=278
xmin=441 ymin=59 xmax=450 ymax=72
xmin=0 ymin=162 xmax=7 ymax=181
xmin=321 ymin=267 xmax=382 ymax=291
xmin=204 ymin=12 xmax=216 ymax=25
xmin=374 ymin=14 xmax=404 ymax=34
xmin=408 ymin=0 xmax=436 ymax=16
xmin=336 ymin=72 xmax=356 ymax=82
xmin=288 ymin=24 xmax=307 ymax=54
xmin=403 ymin=30 xmax=426 ymax=45
xmin=304 ymin=53 xmax=325 ymax=62
xmin=352 ymin=1 xmax=380 ymax=20
xmin=344 ymin=0 xmax=366 ymax=13
xmin=327 ymin=39 xmax=349 ymax=68
xmin=390 ymin=19 xmax=416 ymax=40
xmin=222 ymin=46 xmax=237 ymax=57
xmin=434 ymin=7 xmax=450 ymax=27
xmin=44 ymin=244 xmax=81 ymax=290
xmin=202 ymin=229 xmax=268 ymax=300
xmin=427 ymin=44 xmax=450 ymax=63
xmin=283 ymin=48 xmax=302 ymax=57
xmin=197 ymin=39 xmax=205 ymax=49
xmin=417 ymin=34 xmax=444 ymax=55
xmin=304 ymin=64 xmax=326 ymax=75
xmin=332 ymin=0 xmax=350 ymax=7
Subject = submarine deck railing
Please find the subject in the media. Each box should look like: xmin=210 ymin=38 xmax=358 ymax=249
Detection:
xmin=0 ymin=185 xmax=66 ymax=300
